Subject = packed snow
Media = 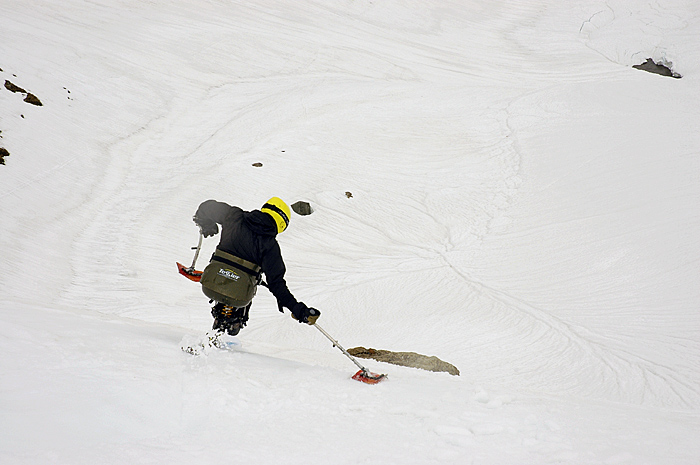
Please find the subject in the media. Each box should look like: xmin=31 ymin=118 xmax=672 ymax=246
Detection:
xmin=2 ymin=0 xmax=699 ymax=463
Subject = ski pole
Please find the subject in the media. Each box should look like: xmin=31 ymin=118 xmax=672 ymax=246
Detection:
xmin=188 ymin=229 xmax=203 ymax=272
xmin=177 ymin=229 xmax=204 ymax=282
xmin=313 ymin=323 xmax=371 ymax=374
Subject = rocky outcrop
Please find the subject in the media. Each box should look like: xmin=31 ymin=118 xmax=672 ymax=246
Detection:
xmin=632 ymin=58 xmax=681 ymax=78
xmin=4 ymin=80 xmax=43 ymax=105
xmin=291 ymin=201 xmax=313 ymax=216
xmin=348 ymin=347 xmax=460 ymax=376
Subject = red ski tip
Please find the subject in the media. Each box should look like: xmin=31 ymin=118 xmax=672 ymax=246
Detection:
xmin=177 ymin=262 xmax=203 ymax=282
xmin=352 ymin=369 xmax=387 ymax=384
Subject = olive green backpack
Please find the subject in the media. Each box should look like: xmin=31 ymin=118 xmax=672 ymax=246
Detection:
xmin=200 ymin=248 xmax=261 ymax=308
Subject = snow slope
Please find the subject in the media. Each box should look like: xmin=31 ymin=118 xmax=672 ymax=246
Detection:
xmin=2 ymin=0 xmax=699 ymax=463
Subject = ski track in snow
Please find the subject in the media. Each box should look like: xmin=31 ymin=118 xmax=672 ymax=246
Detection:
xmin=2 ymin=0 xmax=700 ymax=463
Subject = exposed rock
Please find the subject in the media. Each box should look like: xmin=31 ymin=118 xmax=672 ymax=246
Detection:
xmin=348 ymin=346 xmax=460 ymax=376
xmin=0 ymin=147 xmax=9 ymax=165
xmin=252 ymin=162 xmax=263 ymax=167
xmin=4 ymin=80 xmax=44 ymax=105
xmin=345 ymin=191 xmax=353 ymax=198
xmin=24 ymin=93 xmax=43 ymax=106
xmin=633 ymin=58 xmax=681 ymax=78
xmin=291 ymin=201 xmax=313 ymax=216
xmin=4 ymin=80 xmax=26 ymax=93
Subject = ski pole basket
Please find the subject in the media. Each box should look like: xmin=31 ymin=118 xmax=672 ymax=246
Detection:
xmin=314 ymin=323 xmax=387 ymax=384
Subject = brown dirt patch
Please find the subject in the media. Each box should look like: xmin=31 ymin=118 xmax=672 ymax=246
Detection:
xmin=348 ymin=346 xmax=460 ymax=376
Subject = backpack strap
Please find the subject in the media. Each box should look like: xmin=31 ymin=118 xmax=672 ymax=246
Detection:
xmin=211 ymin=248 xmax=262 ymax=280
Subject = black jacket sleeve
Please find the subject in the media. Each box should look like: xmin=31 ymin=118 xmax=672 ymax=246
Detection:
xmin=260 ymin=239 xmax=298 ymax=311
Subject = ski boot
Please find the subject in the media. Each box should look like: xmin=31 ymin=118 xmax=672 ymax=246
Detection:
xmin=211 ymin=302 xmax=250 ymax=336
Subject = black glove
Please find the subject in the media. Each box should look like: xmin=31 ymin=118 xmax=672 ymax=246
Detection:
xmin=193 ymin=216 xmax=218 ymax=238
xmin=291 ymin=302 xmax=321 ymax=325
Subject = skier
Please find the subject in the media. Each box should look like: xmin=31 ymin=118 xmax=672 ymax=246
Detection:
xmin=193 ymin=197 xmax=320 ymax=336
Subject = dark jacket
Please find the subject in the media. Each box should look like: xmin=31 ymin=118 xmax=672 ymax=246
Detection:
xmin=194 ymin=199 xmax=298 ymax=311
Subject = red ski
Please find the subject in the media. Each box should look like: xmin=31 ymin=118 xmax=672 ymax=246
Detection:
xmin=352 ymin=369 xmax=387 ymax=384
xmin=177 ymin=262 xmax=202 ymax=282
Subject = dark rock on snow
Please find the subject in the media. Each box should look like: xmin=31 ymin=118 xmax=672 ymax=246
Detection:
xmin=348 ymin=346 xmax=460 ymax=376
xmin=291 ymin=201 xmax=313 ymax=216
xmin=0 ymin=147 xmax=9 ymax=165
xmin=633 ymin=58 xmax=681 ymax=78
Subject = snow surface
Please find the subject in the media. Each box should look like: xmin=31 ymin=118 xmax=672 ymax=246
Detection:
xmin=2 ymin=0 xmax=699 ymax=463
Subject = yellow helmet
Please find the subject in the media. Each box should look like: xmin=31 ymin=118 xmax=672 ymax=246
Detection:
xmin=261 ymin=197 xmax=291 ymax=234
